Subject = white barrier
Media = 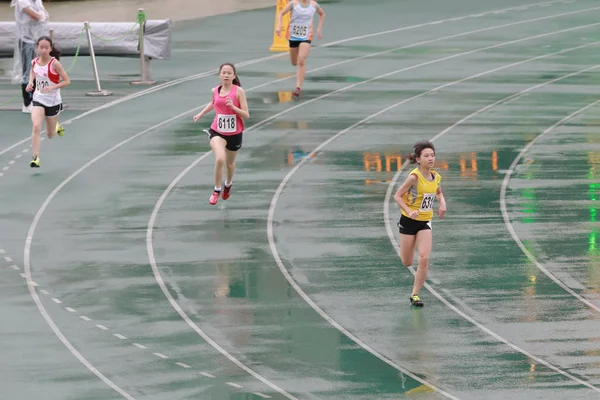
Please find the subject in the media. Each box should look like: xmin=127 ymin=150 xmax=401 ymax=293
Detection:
xmin=0 ymin=9 xmax=171 ymax=87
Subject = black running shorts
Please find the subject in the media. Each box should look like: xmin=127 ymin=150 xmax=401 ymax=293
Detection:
xmin=32 ymin=101 xmax=63 ymax=117
xmin=397 ymin=214 xmax=431 ymax=235
xmin=207 ymin=128 xmax=243 ymax=152
xmin=289 ymin=40 xmax=312 ymax=48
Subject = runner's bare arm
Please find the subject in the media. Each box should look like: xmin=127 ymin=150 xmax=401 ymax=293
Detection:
xmin=436 ymin=185 xmax=446 ymax=218
xmin=26 ymin=60 xmax=35 ymax=92
xmin=394 ymin=174 xmax=418 ymax=215
xmin=51 ymin=61 xmax=71 ymax=90
xmin=316 ymin=3 xmax=325 ymax=38
xmin=193 ymin=88 xmax=215 ymax=122
xmin=276 ymin=2 xmax=294 ymax=35
xmin=233 ymin=87 xmax=250 ymax=119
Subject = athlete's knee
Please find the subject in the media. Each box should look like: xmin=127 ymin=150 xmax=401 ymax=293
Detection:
xmin=417 ymin=253 xmax=430 ymax=266
xmin=215 ymin=156 xmax=225 ymax=168
xmin=298 ymin=57 xmax=307 ymax=67
xmin=291 ymin=59 xmax=298 ymax=66
xmin=400 ymin=252 xmax=413 ymax=267
xmin=226 ymin=161 xmax=235 ymax=170
xmin=32 ymin=122 xmax=42 ymax=133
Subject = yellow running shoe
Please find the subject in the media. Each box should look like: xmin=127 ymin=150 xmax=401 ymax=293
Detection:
xmin=410 ymin=294 xmax=424 ymax=307
xmin=30 ymin=156 xmax=40 ymax=168
xmin=56 ymin=122 xmax=65 ymax=137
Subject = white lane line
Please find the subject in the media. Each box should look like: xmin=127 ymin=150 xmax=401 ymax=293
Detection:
xmin=2 ymin=260 xmax=256 ymax=398
xmin=9 ymin=7 xmax=600 ymax=200
xmin=500 ymin=102 xmax=600 ymax=313
xmin=145 ymin=23 xmax=600 ymax=400
xmin=2 ymin=271 xmax=257 ymax=397
xmin=268 ymin=48 xmax=600 ymax=396
xmin=23 ymin=10 xmax=584 ymax=400
xmin=19 ymin=276 xmax=136 ymax=398
xmin=322 ymin=0 xmax=570 ymax=46
xmin=15 ymin=4 xmax=587 ymax=399
xmin=0 ymin=0 xmax=566 ymax=158
xmin=380 ymin=72 xmax=600 ymax=391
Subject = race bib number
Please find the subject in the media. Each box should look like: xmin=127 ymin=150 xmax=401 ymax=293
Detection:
xmin=217 ymin=114 xmax=236 ymax=133
xmin=36 ymin=79 xmax=50 ymax=92
xmin=291 ymin=24 xmax=309 ymax=38
xmin=419 ymin=193 xmax=435 ymax=212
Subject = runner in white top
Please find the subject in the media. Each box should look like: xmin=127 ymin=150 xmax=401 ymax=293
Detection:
xmin=276 ymin=0 xmax=325 ymax=98
xmin=26 ymin=35 xmax=70 ymax=168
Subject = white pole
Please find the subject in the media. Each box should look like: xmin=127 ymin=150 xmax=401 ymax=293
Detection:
xmin=84 ymin=21 xmax=112 ymax=97
xmin=130 ymin=8 xmax=156 ymax=85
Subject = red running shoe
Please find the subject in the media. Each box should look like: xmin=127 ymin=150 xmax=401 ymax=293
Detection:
xmin=222 ymin=184 xmax=232 ymax=200
xmin=209 ymin=190 xmax=220 ymax=205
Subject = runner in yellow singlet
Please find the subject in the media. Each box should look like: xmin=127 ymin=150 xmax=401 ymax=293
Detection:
xmin=393 ymin=141 xmax=447 ymax=307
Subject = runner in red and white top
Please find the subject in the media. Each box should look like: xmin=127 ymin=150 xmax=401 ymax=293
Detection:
xmin=193 ymin=63 xmax=250 ymax=205
xmin=26 ymin=35 xmax=70 ymax=168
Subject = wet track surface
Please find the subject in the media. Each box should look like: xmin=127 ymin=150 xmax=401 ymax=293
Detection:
xmin=1 ymin=0 xmax=600 ymax=399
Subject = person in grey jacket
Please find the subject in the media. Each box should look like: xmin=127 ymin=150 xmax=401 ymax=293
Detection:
xmin=11 ymin=0 xmax=49 ymax=113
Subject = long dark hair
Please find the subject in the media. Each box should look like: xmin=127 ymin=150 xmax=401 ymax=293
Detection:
xmin=36 ymin=35 xmax=61 ymax=59
xmin=36 ymin=35 xmax=53 ymax=47
xmin=408 ymin=140 xmax=435 ymax=164
xmin=219 ymin=63 xmax=241 ymax=86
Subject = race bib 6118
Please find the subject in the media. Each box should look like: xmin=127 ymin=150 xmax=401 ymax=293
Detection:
xmin=217 ymin=114 xmax=236 ymax=133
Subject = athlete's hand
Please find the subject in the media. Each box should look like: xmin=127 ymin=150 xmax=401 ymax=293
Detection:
xmin=41 ymin=85 xmax=53 ymax=94
xmin=225 ymin=97 xmax=234 ymax=109
xmin=276 ymin=26 xmax=282 ymax=37
xmin=26 ymin=82 xmax=34 ymax=92
xmin=408 ymin=210 xmax=419 ymax=219
xmin=438 ymin=203 xmax=446 ymax=219
xmin=193 ymin=114 xmax=201 ymax=123
xmin=317 ymin=28 xmax=322 ymax=40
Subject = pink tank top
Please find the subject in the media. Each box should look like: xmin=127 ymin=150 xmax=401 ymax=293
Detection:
xmin=210 ymin=85 xmax=244 ymax=135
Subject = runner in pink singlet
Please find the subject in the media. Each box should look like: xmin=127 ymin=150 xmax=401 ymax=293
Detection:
xmin=193 ymin=63 xmax=250 ymax=205
xmin=210 ymin=84 xmax=244 ymax=136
